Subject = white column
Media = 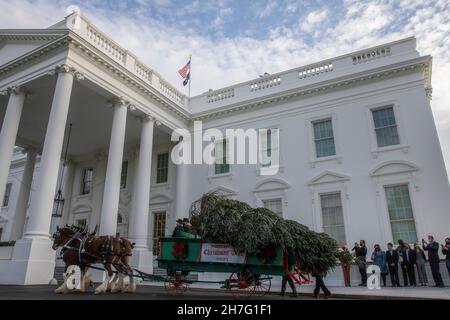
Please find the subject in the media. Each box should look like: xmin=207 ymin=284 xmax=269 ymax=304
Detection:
xmin=99 ymin=99 xmax=128 ymax=235
xmin=0 ymin=87 xmax=26 ymax=207
xmin=129 ymin=116 xmax=154 ymax=248
xmin=175 ymin=162 xmax=190 ymax=223
xmin=24 ymin=68 xmax=74 ymax=239
xmin=10 ymin=148 xmax=37 ymax=241
xmin=60 ymin=160 xmax=76 ymax=226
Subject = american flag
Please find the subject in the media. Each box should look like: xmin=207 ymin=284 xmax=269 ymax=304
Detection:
xmin=178 ymin=59 xmax=191 ymax=86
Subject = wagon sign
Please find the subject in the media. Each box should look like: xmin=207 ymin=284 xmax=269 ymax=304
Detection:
xmin=200 ymin=243 xmax=246 ymax=264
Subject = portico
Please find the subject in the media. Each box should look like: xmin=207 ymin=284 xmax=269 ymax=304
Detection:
xmin=0 ymin=12 xmax=189 ymax=284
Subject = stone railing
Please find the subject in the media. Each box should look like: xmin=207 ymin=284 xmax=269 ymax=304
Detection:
xmin=206 ymin=88 xmax=235 ymax=103
xmin=352 ymin=46 xmax=391 ymax=64
xmin=159 ymin=79 xmax=184 ymax=104
xmin=86 ymin=25 xmax=126 ymax=64
xmin=249 ymin=75 xmax=282 ymax=92
xmin=134 ymin=61 xmax=152 ymax=83
xmin=298 ymin=62 xmax=333 ymax=79
xmin=68 ymin=14 xmax=187 ymax=108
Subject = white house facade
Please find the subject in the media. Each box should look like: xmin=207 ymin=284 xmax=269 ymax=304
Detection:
xmin=1 ymin=12 xmax=449 ymax=286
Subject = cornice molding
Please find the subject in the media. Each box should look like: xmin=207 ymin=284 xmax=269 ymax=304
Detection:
xmin=192 ymin=58 xmax=431 ymax=121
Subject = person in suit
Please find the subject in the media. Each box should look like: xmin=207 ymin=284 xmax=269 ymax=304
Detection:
xmin=403 ymin=243 xmax=417 ymax=286
xmin=312 ymin=271 xmax=331 ymax=299
xmin=441 ymin=237 xmax=450 ymax=277
xmin=386 ymin=243 xmax=401 ymax=287
xmin=414 ymin=243 xmax=428 ymax=286
xmin=352 ymin=240 xmax=367 ymax=286
xmin=423 ymin=235 xmax=445 ymax=288
xmin=397 ymin=239 xmax=409 ymax=286
xmin=371 ymin=244 xmax=389 ymax=287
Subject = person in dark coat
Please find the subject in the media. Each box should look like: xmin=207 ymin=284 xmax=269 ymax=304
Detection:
xmin=441 ymin=237 xmax=450 ymax=277
xmin=386 ymin=243 xmax=401 ymax=287
xmin=352 ymin=240 xmax=367 ymax=286
xmin=423 ymin=235 xmax=445 ymax=288
xmin=312 ymin=271 xmax=331 ymax=299
xmin=403 ymin=243 xmax=417 ymax=286
xmin=397 ymin=239 xmax=409 ymax=286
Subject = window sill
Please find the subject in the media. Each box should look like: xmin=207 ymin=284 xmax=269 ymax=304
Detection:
xmin=255 ymin=165 xmax=285 ymax=176
xmin=310 ymin=155 xmax=342 ymax=168
xmin=208 ymin=172 xmax=233 ymax=182
xmin=151 ymin=182 xmax=171 ymax=189
xmin=371 ymin=144 xmax=409 ymax=158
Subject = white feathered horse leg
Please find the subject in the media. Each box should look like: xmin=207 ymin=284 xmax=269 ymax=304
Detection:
xmin=95 ymin=272 xmax=112 ymax=294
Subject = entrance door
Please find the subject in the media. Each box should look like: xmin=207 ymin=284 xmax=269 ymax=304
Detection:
xmin=152 ymin=211 xmax=166 ymax=256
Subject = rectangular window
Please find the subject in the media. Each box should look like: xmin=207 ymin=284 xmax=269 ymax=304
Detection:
xmin=2 ymin=183 xmax=12 ymax=207
xmin=313 ymin=119 xmax=336 ymax=158
xmin=156 ymin=153 xmax=169 ymax=184
xmin=320 ymin=192 xmax=346 ymax=243
xmin=215 ymin=140 xmax=230 ymax=175
xmin=120 ymin=161 xmax=128 ymax=189
xmin=372 ymin=106 xmax=400 ymax=147
xmin=75 ymin=218 xmax=87 ymax=228
xmin=385 ymin=184 xmax=417 ymax=244
xmin=263 ymin=198 xmax=283 ymax=216
xmin=81 ymin=168 xmax=93 ymax=195
xmin=153 ymin=211 xmax=166 ymax=255
xmin=0 ymin=228 xmax=3 ymax=240
xmin=260 ymin=129 xmax=279 ymax=168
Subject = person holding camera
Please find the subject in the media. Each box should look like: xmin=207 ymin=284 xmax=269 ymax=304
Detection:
xmin=423 ymin=235 xmax=445 ymax=288
xmin=441 ymin=237 xmax=450 ymax=277
xmin=414 ymin=243 xmax=428 ymax=286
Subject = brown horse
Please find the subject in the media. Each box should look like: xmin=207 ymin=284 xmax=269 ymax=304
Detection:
xmin=52 ymin=225 xmax=136 ymax=294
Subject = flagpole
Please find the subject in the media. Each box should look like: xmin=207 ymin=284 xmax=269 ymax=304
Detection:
xmin=188 ymin=54 xmax=192 ymax=98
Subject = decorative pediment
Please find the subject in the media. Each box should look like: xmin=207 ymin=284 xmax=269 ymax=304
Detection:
xmin=253 ymin=178 xmax=290 ymax=193
xmin=72 ymin=204 xmax=92 ymax=214
xmin=370 ymin=160 xmax=419 ymax=177
xmin=0 ymin=37 xmax=62 ymax=66
xmin=150 ymin=193 xmax=173 ymax=205
xmin=308 ymin=171 xmax=350 ymax=186
xmin=208 ymin=186 xmax=238 ymax=197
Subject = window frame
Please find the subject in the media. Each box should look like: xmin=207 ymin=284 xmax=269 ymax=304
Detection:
xmin=383 ymin=183 xmax=418 ymax=244
xmin=312 ymin=118 xmax=336 ymax=159
xmin=371 ymin=106 xmax=400 ymax=148
xmin=319 ymin=191 xmax=346 ymax=244
xmin=81 ymin=168 xmax=94 ymax=195
xmin=120 ymin=161 xmax=128 ymax=190
xmin=262 ymin=198 xmax=283 ymax=217
xmin=2 ymin=182 xmax=12 ymax=208
xmin=152 ymin=211 xmax=166 ymax=256
xmin=214 ymin=138 xmax=231 ymax=176
xmin=156 ymin=153 xmax=170 ymax=184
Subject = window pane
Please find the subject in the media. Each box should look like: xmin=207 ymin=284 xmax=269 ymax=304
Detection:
xmin=385 ymin=185 xmax=417 ymax=244
xmin=313 ymin=120 xmax=336 ymax=158
xmin=157 ymin=153 xmax=169 ymax=184
xmin=372 ymin=107 xmax=400 ymax=147
xmin=263 ymin=198 xmax=283 ymax=216
xmin=215 ymin=140 xmax=230 ymax=174
xmin=81 ymin=168 xmax=93 ymax=195
xmin=153 ymin=212 xmax=166 ymax=255
xmin=2 ymin=183 xmax=12 ymax=207
xmin=320 ymin=192 xmax=345 ymax=243
xmin=120 ymin=161 xmax=128 ymax=189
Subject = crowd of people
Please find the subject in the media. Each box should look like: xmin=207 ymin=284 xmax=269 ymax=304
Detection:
xmin=339 ymin=235 xmax=450 ymax=288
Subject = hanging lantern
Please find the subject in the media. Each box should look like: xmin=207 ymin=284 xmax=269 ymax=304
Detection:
xmin=52 ymin=189 xmax=64 ymax=217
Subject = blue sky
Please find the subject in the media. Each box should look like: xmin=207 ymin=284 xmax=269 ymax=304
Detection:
xmin=0 ymin=0 xmax=450 ymax=176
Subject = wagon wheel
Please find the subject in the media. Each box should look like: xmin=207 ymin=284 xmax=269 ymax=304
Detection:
xmin=227 ymin=270 xmax=256 ymax=299
xmin=164 ymin=274 xmax=189 ymax=296
xmin=254 ymin=275 xmax=271 ymax=296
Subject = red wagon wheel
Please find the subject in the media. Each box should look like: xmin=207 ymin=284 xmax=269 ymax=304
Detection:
xmin=164 ymin=274 xmax=189 ymax=296
xmin=227 ymin=270 xmax=256 ymax=299
xmin=254 ymin=275 xmax=272 ymax=297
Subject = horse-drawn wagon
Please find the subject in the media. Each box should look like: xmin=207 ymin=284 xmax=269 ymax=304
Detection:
xmin=155 ymin=230 xmax=311 ymax=299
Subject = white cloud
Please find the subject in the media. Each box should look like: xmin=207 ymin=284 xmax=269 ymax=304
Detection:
xmin=0 ymin=0 xmax=450 ymax=178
